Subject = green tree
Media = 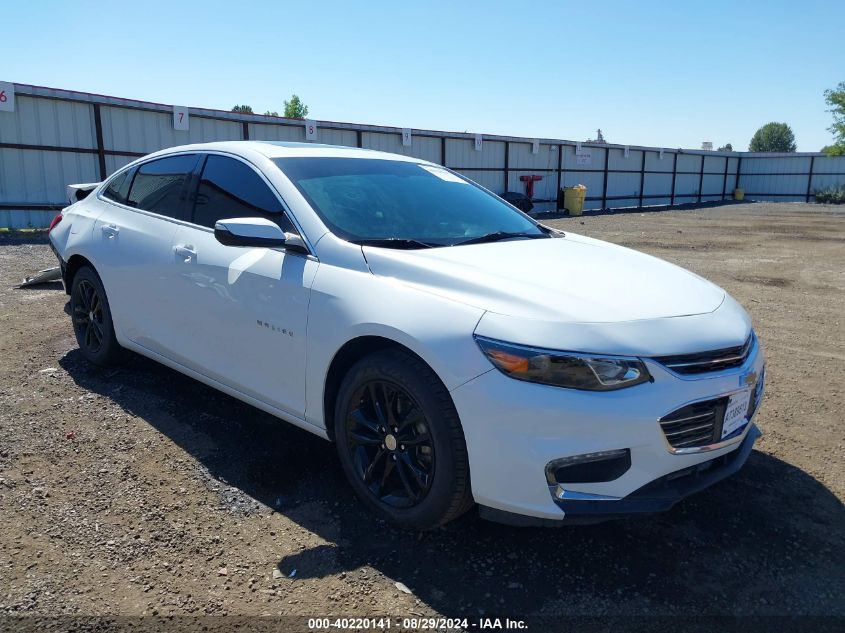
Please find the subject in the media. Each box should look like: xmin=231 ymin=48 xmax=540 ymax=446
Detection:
xmin=749 ymin=122 xmax=796 ymax=152
xmin=231 ymin=104 xmax=254 ymax=114
xmin=283 ymin=95 xmax=309 ymax=119
xmin=264 ymin=110 xmax=279 ymax=117
xmin=821 ymin=144 xmax=845 ymax=156
xmin=718 ymin=143 xmax=733 ymax=152
xmin=823 ymin=82 xmax=845 ymax=155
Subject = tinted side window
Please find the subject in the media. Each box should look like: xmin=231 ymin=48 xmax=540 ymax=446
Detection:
xmin=126 ymin=154 xmax=198 ymax=220
xmin=102 ymin=168 xmax=133 ymax=204
xmin=192 ymin=155 xmax=293 ymax=231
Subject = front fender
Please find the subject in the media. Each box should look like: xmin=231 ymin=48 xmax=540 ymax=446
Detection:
xmin=303 ymin=262 xmax=490 ymax=429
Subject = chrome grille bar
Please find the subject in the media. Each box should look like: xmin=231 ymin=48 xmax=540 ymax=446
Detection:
xmin=660 ymin=411 xmax=714 ymax=425
xmin=654 ymin=334 xmax=754 ymax=375
xmin=662 ymin=422 xmax=715 ymax=438
xmin=658 ymin=396 xmax=728 ymax=449
xmin=672 ymin=433 xmax=717 ymax=448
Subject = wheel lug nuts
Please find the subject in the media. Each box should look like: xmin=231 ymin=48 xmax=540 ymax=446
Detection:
xmin=381 ymin=443 xmax=385 ymax=449
xmin=391 ymin=455 xmax=397 ymax=461
xmin=400 ymin=445 xmax=405 ymax=451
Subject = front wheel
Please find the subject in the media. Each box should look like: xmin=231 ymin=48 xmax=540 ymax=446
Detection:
xmin=70 ymin=265 xmax=123 ymax=366
xmin=334 ymin=349 xmax=473 ymax=530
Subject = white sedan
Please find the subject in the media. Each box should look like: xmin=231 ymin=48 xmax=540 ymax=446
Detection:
xmin=48 ymin=141 xmax=765 ymax=529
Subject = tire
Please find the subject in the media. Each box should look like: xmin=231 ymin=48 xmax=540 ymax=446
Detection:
xmin=334 ymin=349 xmax=473 ymax=530
xmin=69 ymin=265 xmax=123 ymax=366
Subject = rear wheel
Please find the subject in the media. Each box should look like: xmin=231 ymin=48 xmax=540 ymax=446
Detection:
xmin=70 ymin=266 xmax=123 ymax=366
xmin=334 ymin=349 xmax=473 ymax=530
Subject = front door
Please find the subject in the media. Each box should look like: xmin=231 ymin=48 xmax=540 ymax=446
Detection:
xmin=162 ymin=153 xmax=317 ymax=418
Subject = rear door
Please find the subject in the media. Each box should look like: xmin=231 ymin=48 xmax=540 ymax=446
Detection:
xmin=165 ymin=153 xmax=317 ymax=417
xmin=93 ymin=153 xmax=200 ymax=353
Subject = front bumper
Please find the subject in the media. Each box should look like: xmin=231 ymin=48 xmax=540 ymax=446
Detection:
xmin=478 ymin=426 xmax=759 ymax=526
xmin=450 ymin=338 xmax=765 ymax=523
xmin=553 ymin=424 xmax=758 ymax=519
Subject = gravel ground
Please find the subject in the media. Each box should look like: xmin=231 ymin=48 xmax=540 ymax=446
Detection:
xmin=0 ymin=202 xmax=843 ymax=621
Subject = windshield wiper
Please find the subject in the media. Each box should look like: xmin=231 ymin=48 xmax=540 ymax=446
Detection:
xmin=352 ymin=238 xmax=436 ymax=250
xmin=453 ymin=231 xmax=549 ymax=246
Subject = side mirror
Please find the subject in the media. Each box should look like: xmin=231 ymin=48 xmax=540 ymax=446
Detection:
xmin=214 ymin=217 xmax=307 ymax=253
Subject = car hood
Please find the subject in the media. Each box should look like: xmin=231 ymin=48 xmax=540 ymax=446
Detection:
xmin=362 ymin=233 xmax=725 ymax=323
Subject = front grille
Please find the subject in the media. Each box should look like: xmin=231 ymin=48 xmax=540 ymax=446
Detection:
xmin=659 ymin=397 xmax=728 ymax=449
xmin=660 ymin=368 xmax=764 ymax=450
xmin=654 ymin=334 xmax=754 ymax=375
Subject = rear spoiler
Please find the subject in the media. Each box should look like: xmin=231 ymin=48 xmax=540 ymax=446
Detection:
xmin=66 ymin=182 xmax=100 ymax=204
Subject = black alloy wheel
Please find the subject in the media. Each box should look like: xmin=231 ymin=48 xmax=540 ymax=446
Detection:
xmin=72 ymin=278 xmax=105 ymax=355
xmin=69 ymin=265 xmax=123 ymax=366
xmin=346 ymin=380 xmax=435 ymax=508
xmin=334 ymin=349 xmax=473 ymax=530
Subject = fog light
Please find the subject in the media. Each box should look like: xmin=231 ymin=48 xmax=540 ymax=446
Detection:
xmin=545 ymin=449 xmax=631 ymax=485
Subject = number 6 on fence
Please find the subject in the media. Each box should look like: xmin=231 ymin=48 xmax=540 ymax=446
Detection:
xmin=0 ymin=82 xmax=15 ymax=113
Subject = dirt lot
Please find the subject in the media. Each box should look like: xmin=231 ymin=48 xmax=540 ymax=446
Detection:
xmin=0 ymin=202 xmax=843 ymax=622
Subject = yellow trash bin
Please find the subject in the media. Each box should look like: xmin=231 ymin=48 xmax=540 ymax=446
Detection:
xmin=562 ymin=185 xmax=587 ymax=216
xmin=733 ymin=188 xmax=745 ymax=201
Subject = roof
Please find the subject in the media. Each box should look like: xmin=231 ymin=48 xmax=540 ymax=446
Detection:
xmin=145 ymin=140 xmax=432 ymax=164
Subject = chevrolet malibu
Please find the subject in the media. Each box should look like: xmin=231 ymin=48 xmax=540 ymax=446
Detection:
xmin=49 ymin=141 xmax=765 ymax=529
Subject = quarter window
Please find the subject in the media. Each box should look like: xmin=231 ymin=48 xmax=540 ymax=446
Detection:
xmin=192 ymin=155 xmax=293 ymax=232
xmin=102 ymin=168 xmax=133 ymax=204
xmin=126 ymin=154 xmax=199 ymax=220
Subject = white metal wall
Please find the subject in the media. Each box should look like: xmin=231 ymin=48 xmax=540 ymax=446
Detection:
xmin=1 ymin=83 xmax=844 ymax=228
xmin=363 ymin=131 xmax=441 ymax=163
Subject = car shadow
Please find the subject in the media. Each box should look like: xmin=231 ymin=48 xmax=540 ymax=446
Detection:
xmin=58 ymin=348 xmax=845 ymax=617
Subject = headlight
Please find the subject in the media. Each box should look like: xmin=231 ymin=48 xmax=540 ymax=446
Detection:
xmin=474 ymin=336 xmax=651 ymax=391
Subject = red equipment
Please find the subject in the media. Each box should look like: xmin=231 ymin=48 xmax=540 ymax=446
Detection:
xmin=519 ymin=175 xmax=543 ymax=199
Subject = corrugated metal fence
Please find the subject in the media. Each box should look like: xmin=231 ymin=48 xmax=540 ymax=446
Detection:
xmin=2 ymin=83 xmax=844 ymax=228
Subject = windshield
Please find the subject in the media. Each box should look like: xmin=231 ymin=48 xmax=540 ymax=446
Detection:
xmin=272 ymin=157 xmax=545 ymax=247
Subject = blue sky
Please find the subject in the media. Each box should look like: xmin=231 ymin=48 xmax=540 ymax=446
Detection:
xmin=6 ymin=0 xmax=843 ymax=151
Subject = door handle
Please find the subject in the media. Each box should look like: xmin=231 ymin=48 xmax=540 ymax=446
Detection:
xmin=101 ymin=224 xmax=119 ymax=238
xmin=174 ymin=244 xmax=196 ymax=261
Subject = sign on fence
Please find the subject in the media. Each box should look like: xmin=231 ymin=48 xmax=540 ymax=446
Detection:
xmin=305 ymin=119 xmax=318 ymax=141
xmin=532 ymin=139 xmax=539 ymax=154
xmin=402 ymin=128 xmax=412 ymax=147
xmin=173 ymin=106 xmax=189 ymax=131
xmin=474 ymin=134 xmax=483 ymax=151
xmin=575 ymin=149 xmax=592 ymax=166
xmin=0 ymin=82 xmax=15 ymax=113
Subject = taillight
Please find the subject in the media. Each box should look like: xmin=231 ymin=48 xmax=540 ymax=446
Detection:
xmin=48 ymin=214 xmax=63 ymax=233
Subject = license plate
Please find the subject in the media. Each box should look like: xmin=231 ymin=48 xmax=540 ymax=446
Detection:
xmin=722 ymin=390 xmax=751 ymax=439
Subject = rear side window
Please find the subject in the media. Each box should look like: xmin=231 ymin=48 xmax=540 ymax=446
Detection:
xmin=192 ymin=155 xmax=293 ymax=231
xmin=102 ymin=168 xmax=133 ymax=204
xmin=126 ymin=154 xmax=198 ymax=220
